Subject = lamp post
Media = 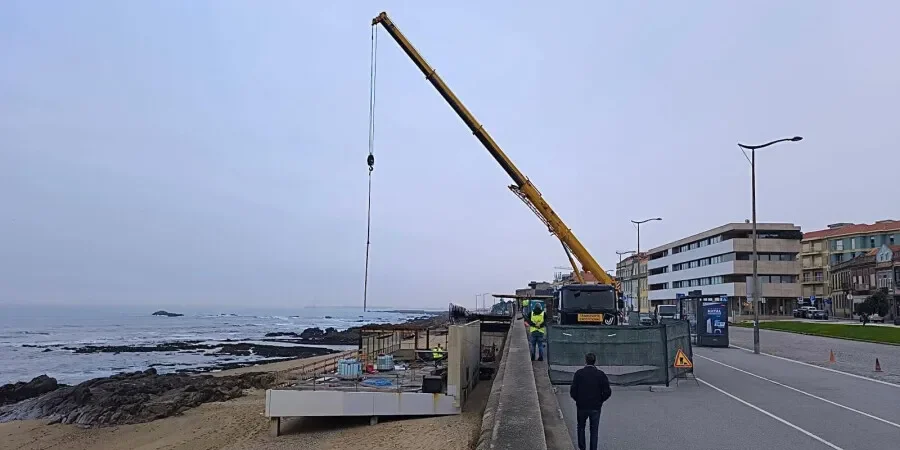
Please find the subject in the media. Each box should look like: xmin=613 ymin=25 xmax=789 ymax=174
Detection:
xmin=631 ymin=218 xmax=662 ymax=312
xmin=479 ymin=292 xmax=491 ymax=311
xmin=616 ymin=250 xmax=636 ymax=264
xmin=738 ymin=136 xmax=803 ymax=354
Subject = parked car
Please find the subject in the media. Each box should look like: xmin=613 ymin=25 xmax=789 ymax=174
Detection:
xmin=794 ymin=306 xmax=817 ymax=319
xmin=812 ymin=309 xmax=829 ymax=320
xmin=861 ymin=313 xmax=886 ymax=323
xmin=639 ymin=313 xmax=655 ymax=326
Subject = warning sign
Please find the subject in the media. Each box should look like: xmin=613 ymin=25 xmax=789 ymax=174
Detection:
xmin=673 ymin=349 xmax=693 ymax=368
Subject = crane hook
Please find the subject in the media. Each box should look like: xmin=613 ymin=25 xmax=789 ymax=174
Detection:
xmin=367 ymin=154 xmax=375 ymax=172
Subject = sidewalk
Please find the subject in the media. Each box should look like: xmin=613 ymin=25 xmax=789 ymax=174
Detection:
xmin=489 ymin=319 xmax=547 ymax=450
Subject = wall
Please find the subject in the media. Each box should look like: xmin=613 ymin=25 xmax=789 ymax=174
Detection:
xmin=447 ymin=321 xmax=481 ymax=408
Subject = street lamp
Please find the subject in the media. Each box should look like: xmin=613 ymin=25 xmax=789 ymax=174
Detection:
xmin=737 ymin=136 xmax=803 ymax=355
xmin=616 ymin=250 xmax=636 ymax=264
xmin=631 ymin=218 xmax=662 ymax=312
xmin=479 ymin=292 xmax=491 ymax=311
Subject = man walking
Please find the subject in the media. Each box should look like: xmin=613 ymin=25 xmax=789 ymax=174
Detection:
xmin=569 ymin=352 xmax=612 ymax=450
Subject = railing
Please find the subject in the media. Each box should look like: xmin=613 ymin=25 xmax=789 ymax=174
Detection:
xmin=296 ymin=350 xmax=359 ymax=380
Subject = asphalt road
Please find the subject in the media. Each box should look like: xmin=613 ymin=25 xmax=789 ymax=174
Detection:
xmin=729 ymin=325 xmax=899 ymax=384
xmin=557 ymin=345 xmax=900 ymax=449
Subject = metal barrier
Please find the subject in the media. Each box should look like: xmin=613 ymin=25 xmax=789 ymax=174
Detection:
xmin=546 ymin=321 xmax=692 ymax=386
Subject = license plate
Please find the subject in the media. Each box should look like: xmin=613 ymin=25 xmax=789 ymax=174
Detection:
xmin=577 ymin=313 xmax=604 ymax=323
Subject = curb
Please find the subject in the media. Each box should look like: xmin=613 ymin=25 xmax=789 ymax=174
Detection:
xmin=533 ymin=361 xmax=575 ymax=450
xmin=474 ymin=321 xmax=514 ymax=450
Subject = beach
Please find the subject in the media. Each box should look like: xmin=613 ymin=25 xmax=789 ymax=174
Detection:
xmin=0 ymin=351 xmax=488 ymax=450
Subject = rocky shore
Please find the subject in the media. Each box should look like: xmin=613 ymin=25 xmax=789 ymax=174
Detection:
xmin=0 ymin=369 xmax=276 ymax=427
xmin=0 ymin=311 xmax=450 ymax=428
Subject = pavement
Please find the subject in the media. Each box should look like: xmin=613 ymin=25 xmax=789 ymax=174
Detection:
xmin=489 ymin=319 xmax=546 ymax=450
xmin=729 ymin=326 xmax=899 ymax=384
xmin=556 ymin=335 xmax=900 ymax=449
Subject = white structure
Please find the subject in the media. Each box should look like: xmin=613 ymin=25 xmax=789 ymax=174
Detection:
xmin=265 ymin=320 xmax=485 ymax=436
xmin=645 ymin=223 xmax=801 ymax=318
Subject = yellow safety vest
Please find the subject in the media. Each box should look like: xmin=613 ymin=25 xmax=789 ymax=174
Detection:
xmin=529 ymin=311 xmax=545 ymax=334
xmin=432 ymin=347 xmax=444 ymax=360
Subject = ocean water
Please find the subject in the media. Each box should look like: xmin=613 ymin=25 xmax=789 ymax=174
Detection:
xmin=0 ymin=305 xmax=431 ymax=385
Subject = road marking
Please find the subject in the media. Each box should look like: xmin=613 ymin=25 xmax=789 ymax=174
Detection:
xmin=696 ymin=377 xmax=844 ymax=450
xmin=729 ymin=344 xmax=900 ymax=388
xmin=697 ymin=355 xmax=900 ymax=430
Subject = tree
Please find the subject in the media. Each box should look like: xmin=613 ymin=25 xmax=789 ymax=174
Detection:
xmin=864 ymin=289 xmax=891 ymax=317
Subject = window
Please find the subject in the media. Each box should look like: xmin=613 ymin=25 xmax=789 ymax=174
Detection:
xmin=835 ymin=240 xmax=843 ymax=251
xmin=851 ymin=239 xmax=856 ymax=250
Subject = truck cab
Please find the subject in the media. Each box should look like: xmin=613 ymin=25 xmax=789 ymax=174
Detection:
xmin=555 ymin=284 xmax=619 ymax=325
xmin=655 ymin=304 xmax=679 ymax=321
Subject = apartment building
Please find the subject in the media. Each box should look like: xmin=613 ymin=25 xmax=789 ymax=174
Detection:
xmin=802 ymin=220 xmax=900 ymax=316
xmin=615 ymin=254 xmax=648 ymax=312
xmin=830 ymin=244 xmax=900 ymax=319
xmin=646 ymin=223 xmax=802 ymax=319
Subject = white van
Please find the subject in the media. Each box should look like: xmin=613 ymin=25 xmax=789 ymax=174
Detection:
xmin=656 ymin=304 xmax=679 ymax=321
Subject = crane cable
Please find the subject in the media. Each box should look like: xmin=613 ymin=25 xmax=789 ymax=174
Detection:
xmin=363 ymin=25 xmax=378 ymax=312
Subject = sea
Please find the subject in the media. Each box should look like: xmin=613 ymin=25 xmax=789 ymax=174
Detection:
xmin=0 ymin=305 xmax=437 ymax=385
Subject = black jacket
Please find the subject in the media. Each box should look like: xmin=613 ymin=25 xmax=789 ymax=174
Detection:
xmin=569 ymin=365 xmax=612 ymax=411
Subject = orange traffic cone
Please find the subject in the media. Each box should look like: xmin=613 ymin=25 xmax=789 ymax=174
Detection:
xmin=829 ymin=350 xmax=835 ymax=363
xmin=875 ymin=358 xmax=882 ymax=372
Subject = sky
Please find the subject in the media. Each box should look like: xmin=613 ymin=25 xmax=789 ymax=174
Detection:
xmin=1 ymin=1 xmax=898 ymax=309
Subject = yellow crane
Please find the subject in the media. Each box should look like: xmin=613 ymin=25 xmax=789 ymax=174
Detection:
xmin=372 ymin=12 xmax=621 ymax=323
xmin=372 ymin=12 xmax=612 ymax=286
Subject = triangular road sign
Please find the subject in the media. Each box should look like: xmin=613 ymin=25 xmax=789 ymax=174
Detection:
xmin=673 ymin=348 xmax=693 ymax=369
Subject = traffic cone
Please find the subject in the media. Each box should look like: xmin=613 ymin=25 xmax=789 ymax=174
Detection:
xmin=875 ymin=358 xmax=882 ymax=372
xmin=829 ymin=350 xmax=835 ymax=363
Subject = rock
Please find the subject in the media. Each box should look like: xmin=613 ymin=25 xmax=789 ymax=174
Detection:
xmin=0 ymin=370 xmax=278 ymax=427
xmin=42 ymin=348 xmax=52 ymax=352
xmin=151 ymin=310 xmax=184 ymax=317
xmin=0 ymin=375 xmax=60 ymax=406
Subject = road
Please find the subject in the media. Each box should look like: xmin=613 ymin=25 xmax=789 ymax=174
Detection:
xmin=729 ymin=326 xmax=899 ymax=384
xmin=557 ymin=344 xmax=900 ymax=449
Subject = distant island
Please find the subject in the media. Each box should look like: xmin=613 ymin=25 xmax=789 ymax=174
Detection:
xmin=151 ymin=310 xmax=183 ymax=317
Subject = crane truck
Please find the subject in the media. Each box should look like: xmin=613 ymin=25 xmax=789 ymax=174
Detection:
xmin=372 ymin=12 xmax=620 ymax=325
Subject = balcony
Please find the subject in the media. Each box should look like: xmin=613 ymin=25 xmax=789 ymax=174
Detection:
xmin=733 ymin=238 xmax=801 ymax=254
xmin=801 ymin=278 xmax=825 ymax=285
xmin=733 ymin=260 xmax=801 ymax=275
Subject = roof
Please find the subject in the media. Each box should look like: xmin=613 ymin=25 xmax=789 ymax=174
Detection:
xmin=647 ymin=222 xmax=799 ymax=254
xmin=803 ymin=220 xmax=900 ymax=241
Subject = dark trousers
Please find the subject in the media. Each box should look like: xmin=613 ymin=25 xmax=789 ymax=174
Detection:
xmin=576 ymin=409 xmax=601 ymax=450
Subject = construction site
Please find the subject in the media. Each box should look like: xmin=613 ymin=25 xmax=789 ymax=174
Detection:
xmin=265 ymin=306 xmax=512 ymax=436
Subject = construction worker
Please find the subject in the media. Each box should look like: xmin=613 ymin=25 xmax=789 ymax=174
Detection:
xmin=529 ymin=304 xmax=546 ymax=361
xmin=432 ymin=343 xmax=445 ymax=361
xmin=521 ymin=299 xmax=530 ymax=319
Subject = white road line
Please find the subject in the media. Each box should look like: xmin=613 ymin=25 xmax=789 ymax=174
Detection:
xmin=729 ymin=344 xmax=900 ymax=388
xmin=697 ymin=355 xmax=900 ymax=430
xmin=696 ymin=377 xmax=844 ymax=450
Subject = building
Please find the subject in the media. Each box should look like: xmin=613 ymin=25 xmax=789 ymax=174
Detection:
xmin=515 ymin=281 xmax=554 ymax=299
xmin=830 ymin=244 xmax=900 ymax=320
xmin=616 ymin=253 xmax=648 ymax=312
xmin=646 ymin=223 xmax=802 ymax=319
xmin=801 ymin=220 xmax=900 ymax=317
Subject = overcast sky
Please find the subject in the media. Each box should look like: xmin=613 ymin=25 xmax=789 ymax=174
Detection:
xmin=1 ymin=1 xmax=898 ymax=309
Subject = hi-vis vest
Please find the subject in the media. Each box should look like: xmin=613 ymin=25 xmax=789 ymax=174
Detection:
xmin=529 ymin=311 xmax=546 ymax=334
xmin=432 ymin=347 xmax=444 ymax=360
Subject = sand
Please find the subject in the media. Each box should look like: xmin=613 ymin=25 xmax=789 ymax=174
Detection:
xmin=0 ymin=352 xmax=489 ymax=450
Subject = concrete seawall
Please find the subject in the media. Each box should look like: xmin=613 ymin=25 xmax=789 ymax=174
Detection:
xmin=475 ymin=319 xmax=546 ymax=450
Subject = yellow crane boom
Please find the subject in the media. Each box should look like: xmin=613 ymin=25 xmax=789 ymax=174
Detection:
xmin=372 ymin=12 xmax=614 ymax=286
